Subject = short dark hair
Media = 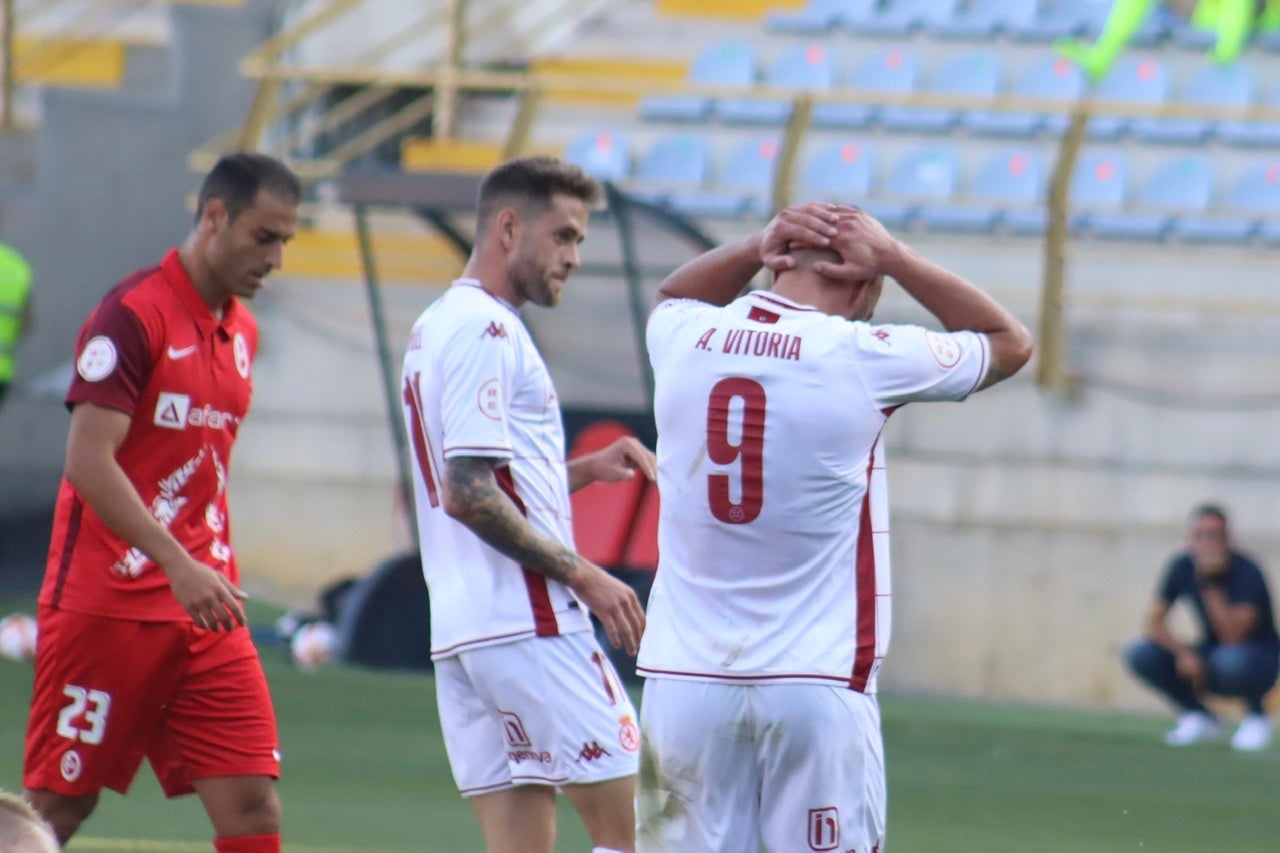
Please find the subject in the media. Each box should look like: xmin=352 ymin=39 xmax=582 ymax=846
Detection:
xmin=475 ymin=156 xmax=600 ymax=231
xmin=195 ymin=152 xmax=302 ymax=223
xmin=1191 ymin=503 xmax=1228 ymax=526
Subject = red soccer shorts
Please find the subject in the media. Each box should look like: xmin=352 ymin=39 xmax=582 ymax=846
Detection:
xmin=23 ymin=605 xmax=280 ymax=798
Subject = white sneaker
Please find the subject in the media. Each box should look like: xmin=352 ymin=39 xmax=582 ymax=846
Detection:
xmin=1231 ymin=715 xmax=1272 ymax=752
xmin=1164 ymin=712 xmax=1223 ymax=746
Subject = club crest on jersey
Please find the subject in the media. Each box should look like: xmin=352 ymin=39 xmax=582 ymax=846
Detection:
xmin=618 ymin=715 xmax=640 ymax=753
xmin=477 ymin=378 xmax=503 ymax=420
xmin=925 ymin=330 xmax=961 ymax=368
xmin=61 ymin=749 xmax=83 ymax=782
xmin=77 ymin=335 xmax=118 ymax=382
xmin=233 ymin=332 xmax=251 ymax=379
xmin=482 ymin=321 xmax=507 ymax=340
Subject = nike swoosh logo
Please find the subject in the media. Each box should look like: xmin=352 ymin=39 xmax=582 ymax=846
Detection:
xmin=167 ymin=345 xmax=198 ymax=360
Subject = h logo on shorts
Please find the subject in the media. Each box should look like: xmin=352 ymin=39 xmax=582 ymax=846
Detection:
xmin=500 ymin=711 xmax=531 ymax=748
xmin=808 ymin=807 xmax=839 ymax=851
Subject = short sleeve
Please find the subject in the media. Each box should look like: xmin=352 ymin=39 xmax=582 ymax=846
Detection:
xmin=854 ymin=323 xmax=989 ymax=409
xmin=66 ymin=300 xmax=152 ymax=416
xmin=1226 ymin=556 xmax=1269 ymax=607
xmin=438 ymin=309 xmax=518 ymax=461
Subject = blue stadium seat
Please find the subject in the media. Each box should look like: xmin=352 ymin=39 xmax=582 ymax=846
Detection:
xmin=1132 ymin=63 xmax=1253 ymax=145
xmin=1010 ymin=150 xmax=1128 ymax=236
xmin=717 ymin=42 xmax=835 ymax=125
xmin=639 ymin=42 xmax=756 ymax=123
xmin=1218 ymin=80 xmax=1280 ymax=148
xmin=1088 ymin=57 xmax=1170 ymax=140
xmin=881 ymin=51 xmax=1001 ymax=134
xmin=1172 ymin=159 xmax=1280 ymax=243
xmin=765 ymin=0 xmax=878 ymax=35
xmin=963 ymin=56 xmax=1084 ymax=138
xmin=931 ymin=0 xmax=1043 ymax=39
xmin=925 ymin=148 xmax=1046 ymax=234
xmin=667 ymin=135 xmax=781 ymax=220
xmin=1089 ymin=155 xmax=1214 ymax=241
xmin=864 ymin=145 xmax=958 ymax=229
xmin=564 ymin=130 xmax=630 ymax=183
xmin=812 ymin=47 xmax=919 ymax=130
xmin=796 ymin=140 xmax=877 ymax=203
xmin=627 ymin=133 xmax=713 ymax=206
xmin=850 ymin=0 xmax=961 ymax=36
xmin=1007 ymin=0 xmax=1092 ymax=41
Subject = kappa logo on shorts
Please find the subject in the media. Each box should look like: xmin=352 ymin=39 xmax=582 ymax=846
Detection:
xmin=808 ymin=806 xmax=839 ymax=851
xmin=576 ymin=741 xmax=612 ymax=762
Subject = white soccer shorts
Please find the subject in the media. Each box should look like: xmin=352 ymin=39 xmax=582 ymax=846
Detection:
xmin=637 ymin=679 xmax=886 ymax=853
xmin=435 ymin=631 xmax=640 ymax=796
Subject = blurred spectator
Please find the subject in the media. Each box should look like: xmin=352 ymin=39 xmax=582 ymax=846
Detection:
xmin=1125 ymin=504 xmax=1280 ymax=751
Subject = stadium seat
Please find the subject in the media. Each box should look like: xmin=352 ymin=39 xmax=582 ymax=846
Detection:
xmin=1069 ymin=150 xmax=1129 ymax=232
xmin=1175 ymin=159 xmax=1280 ymax=243
xmin=1218 ymin=80 xmax=1280 ymax=148
xmin=569 ymin=420 xmax=649 ymax=567
xmin=963 ymin=56 xmax=1084 ymax=138
xmin=812 ymin=47 xmax=919 ymax=130
xmin=639 ymin=41 xmax=757 ymax=123
xmin=765 ymin=0 xmax=878 ymax=35
xmin=564 ymin=129 xmax=631 ymax=182
xmin=1088 ymin=154 xmax=1214 ymax=241
xmin=849 ymin=0 xmax=961 ymax=36
xmin=1088 ymin=56 xmax=1170 ymax=140
xmin=881 ymin=50 xmax=1001 ymax=134
xmin=1007 ymin=0 xmax=1093 ymax=41
xmin=627 ymin=133 xmax=713 ymax=206
xmin=865 ymin=145 xmax=958 ymax=228
xmin=717 ymin=42 xmax=835 ymax=125
xmin=931 ymin=0 xmax=1043 ymax=39
xmin=1132 ymin=63 xmax=1253 ymax=145
xmin=796 ymin=139 xmax=877 ymax=203
xmin=667 ymin=135 xmax=780 ymax=219
xmin=924 ymin=148 xmax=1045 ymax=234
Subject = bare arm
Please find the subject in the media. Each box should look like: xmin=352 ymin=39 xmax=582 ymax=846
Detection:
xmin=653 ymin=202 xmax=844 ymax=309
xmin=1198 ymin=583 xmax=1259 ymax=645
xmin=443 ymin=455 xmax=646 ymax=653
xmin=65 ymin=402 xmax=246 ymax=630
xmin=816 ymin=211 xmax=1034 ymax=391
xmin=567 ymin=437 xmax=657 ymax=493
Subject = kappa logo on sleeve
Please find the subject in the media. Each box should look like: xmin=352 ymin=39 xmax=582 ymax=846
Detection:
xmin=924 ymin=330 xmax=961 ymax=368
xmin=481 ymin=321 xmax=508 ymax=340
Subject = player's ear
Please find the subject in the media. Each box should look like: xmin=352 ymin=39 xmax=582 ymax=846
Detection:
xmin=200 ymin=196 xmax=229 ymax=232
xmin=495 ymin=208 xmax=519 ymax=251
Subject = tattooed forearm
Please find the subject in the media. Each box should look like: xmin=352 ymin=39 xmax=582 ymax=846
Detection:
xmin=443 ymin=456 xmax=580 ymax=584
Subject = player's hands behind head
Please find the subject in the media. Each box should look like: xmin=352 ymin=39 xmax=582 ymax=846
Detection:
xmin=813 ymin=208 xmax=901 ymax=285
xmin=759 ymin=202 xmax=850 ymax=272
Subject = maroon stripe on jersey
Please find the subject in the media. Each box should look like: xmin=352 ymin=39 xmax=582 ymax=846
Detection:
xmin=402 ymin=375 xmax=440 ymax=508
xmin=494 ymin=464 xmax=560 ymax=637
xmin=50 ymin=495 xmax=86 ymax=608
xmin=849 ymin=440 xmax=879 ymax=692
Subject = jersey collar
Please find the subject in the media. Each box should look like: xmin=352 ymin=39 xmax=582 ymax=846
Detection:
xmin=747 ymin=290 xmax=821 ymax=313
xmin=162 ymin=248 xmax=243 ymax=334
xmin=453 ymin=277 xmax=517 ymax=313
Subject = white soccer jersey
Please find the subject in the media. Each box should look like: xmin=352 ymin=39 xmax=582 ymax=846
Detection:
xmin=636 ymin=291 xmax=990 ymax=694
xmin=402 ymin=279 xmax=591 ymax=658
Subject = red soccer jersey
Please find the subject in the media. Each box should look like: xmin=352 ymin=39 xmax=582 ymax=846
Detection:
xmin=41 ymin=248 xmax=257 ymax=621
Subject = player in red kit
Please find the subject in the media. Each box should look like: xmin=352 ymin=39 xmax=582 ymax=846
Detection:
xmin=22 ymin=152 xmax=301 ymax=853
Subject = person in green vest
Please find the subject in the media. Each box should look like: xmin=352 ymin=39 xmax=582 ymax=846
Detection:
xmin=1058 ymin=0 xmax=1280 ymax=82
xmin=0 ymin=241 xmax=33 ymax=411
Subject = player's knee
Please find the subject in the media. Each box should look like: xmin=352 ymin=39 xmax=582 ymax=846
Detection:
xmin=1123 ymin=638 xmax=1166 ymax=678
xmin=27 ymin=789 xmax=98 ymax=844
xmin=1206 ymin=644 xmax=1256 ymax=684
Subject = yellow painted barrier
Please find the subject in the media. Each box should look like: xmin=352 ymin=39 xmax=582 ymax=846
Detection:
xmin=530 ymin=56 xmax=687 ymax=106
xmin=14 ymin=36 xmax=126 ymax=87
xmin=284 ymin=228 xmax=465 ymax=283
xmin=656 ymin=0 xmax=805 ymax=18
